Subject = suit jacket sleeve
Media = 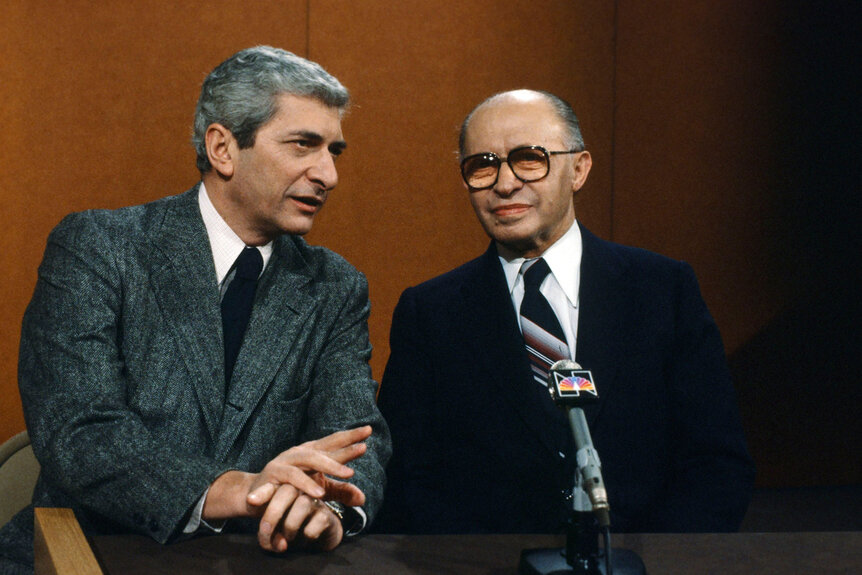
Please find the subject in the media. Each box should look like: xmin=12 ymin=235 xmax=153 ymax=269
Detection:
xmin=647 ymin=261 xmax=754 ymax=531
xmin=19 ymin=212 xmax=234 ymax=542
xmin=297 ymin=262 xmax=391 ymax=525
xmin=373 ymin=287 xmax=439 ymax=532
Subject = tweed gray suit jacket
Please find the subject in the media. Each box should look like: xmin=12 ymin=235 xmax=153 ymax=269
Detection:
xmin=1 ymin=186 xmax=390 ymax=569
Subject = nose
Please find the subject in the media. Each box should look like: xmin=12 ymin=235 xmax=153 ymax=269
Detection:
xmin=493 ymin=161 xmax=523 ymax=197
xmin=309 ymin=151 xmax=339 ymax=191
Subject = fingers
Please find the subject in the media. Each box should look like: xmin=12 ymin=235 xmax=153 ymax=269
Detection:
xmin=248 ymin=464 xmax=327 ymax=507
xmin=281 ymin=496 xmax=342 ymax=551
xmin=258 ymin=492 xmax=342 ymax=552
xmin=258 ymin=484 xmax=300 ymax=551
xmin=305 ymin=425 xmax=372 ymax=455
xmin=325 ymin=441 xmax=368 ymax=466
xmin=273 ymin=443 xmax=359 ymax=479
xmin=280 ymin=495 xmax=320 ymax=545
xmin=300 ymin=503 xmax=343 ymax=551
xmin=320 ymin=477 xmax=366 ymax=508
xmin=248 ymin=427 xmax=372 ymax=506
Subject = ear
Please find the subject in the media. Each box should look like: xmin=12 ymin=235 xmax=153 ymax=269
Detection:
xmin=205 ymin=123 xmax=237 ymax=178
xmin=571 ymin=151 xmax=592 ymax=192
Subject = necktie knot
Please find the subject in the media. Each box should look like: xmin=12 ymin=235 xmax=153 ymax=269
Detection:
xmin=523 ymin=258 xmax=551 ymax=291
xmin=234 ymin=247 xmax=263 ymax=280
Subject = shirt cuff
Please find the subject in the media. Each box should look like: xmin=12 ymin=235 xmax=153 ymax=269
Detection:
xmin=348 ymin=506 xmax=367 ymax=537
xmin=183 ymin=487 xmax=226 ymax=534
xmin=323 ymin=502 xmax=366 ymax=537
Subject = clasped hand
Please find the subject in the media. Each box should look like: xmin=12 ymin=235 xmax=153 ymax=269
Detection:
xmin=204 ymin=425 xmax=371 ymax=552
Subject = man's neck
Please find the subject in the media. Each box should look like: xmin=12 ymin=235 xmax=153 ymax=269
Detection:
xmin=201 ymin=173 xmax=271 ymax=247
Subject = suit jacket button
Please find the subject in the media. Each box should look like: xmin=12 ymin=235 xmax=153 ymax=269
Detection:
xmin=148 ymin=519 xmax=160 ymax=533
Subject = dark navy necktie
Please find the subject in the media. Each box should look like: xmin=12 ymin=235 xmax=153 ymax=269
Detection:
xmin=221 ymin=247 xmax=263 ymax=385
xmin=519 ymin=258 xmax=569 ymax=387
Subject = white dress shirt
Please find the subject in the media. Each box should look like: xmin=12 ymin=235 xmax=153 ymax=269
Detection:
xmin=198 ymin=182 xmax=272 ymax=292
xmin=499 ymin=220 xmax=582 ymax=360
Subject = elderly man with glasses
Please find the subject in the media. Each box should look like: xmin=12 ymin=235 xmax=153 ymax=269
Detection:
xmin=374 ymin=89 xmax=754 ymax=535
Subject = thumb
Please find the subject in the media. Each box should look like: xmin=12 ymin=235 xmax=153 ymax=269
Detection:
xmin=247 ymin=481 xmax=278 ymax=507
xmin=323 ymin=478 xmax=366 ymax=508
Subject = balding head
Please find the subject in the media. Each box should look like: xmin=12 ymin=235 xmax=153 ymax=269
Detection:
xmin=459 ymin=89 xmax=585 ymax=158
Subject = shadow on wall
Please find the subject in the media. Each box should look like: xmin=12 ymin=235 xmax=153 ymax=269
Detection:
xmin=729 ymin=285 xmax=860 ymax=489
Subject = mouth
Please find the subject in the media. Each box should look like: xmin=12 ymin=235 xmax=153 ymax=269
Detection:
xmin=491 ymin=203 xmax=531 ymax=217
xmin=291 ymin=195 xmax=325 ymax=213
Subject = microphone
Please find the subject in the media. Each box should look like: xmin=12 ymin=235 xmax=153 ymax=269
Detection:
xmin=547 ymin=359 xmax=610 ymax=528
xmin=520 ymin=362 xmax=646 ymax=574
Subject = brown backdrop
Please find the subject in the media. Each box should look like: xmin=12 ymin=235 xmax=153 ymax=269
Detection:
xmin=1 ymin=1 xmax=857 ymax=489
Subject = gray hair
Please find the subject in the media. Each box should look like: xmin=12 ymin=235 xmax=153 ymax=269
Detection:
xmin=458 ymin=90 xmax=585 ymax=157
xmin=193 ymin=46 xmax=349 ymax=173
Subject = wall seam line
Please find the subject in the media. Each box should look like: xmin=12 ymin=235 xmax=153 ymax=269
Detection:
xmin=609 ymin=0 xmax=619 ymax=242
xmin=306 ymin=0 xmax=311 ymax=58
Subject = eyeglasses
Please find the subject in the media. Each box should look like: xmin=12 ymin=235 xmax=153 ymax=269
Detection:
xmin=460 ymin=145 xmax=581 ymax=191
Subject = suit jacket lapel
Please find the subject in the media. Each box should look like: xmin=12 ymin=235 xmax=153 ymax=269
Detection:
xmin=215 ymin=235 xmax=314 ymax=459
xmin=462 ymin=245 xmax=571 ymax=458
xmin=148 ymin=186 xmax=225 ymax=443
xmin=576 ymin=223 xmax=629 ymax=429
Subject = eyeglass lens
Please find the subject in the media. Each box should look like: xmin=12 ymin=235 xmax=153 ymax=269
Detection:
xmin=462 ymin=146 xmax=549 ymax=190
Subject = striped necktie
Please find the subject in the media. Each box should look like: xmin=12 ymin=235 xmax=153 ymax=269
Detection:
xmin=519 ymin=258 xmax=569 ymax=387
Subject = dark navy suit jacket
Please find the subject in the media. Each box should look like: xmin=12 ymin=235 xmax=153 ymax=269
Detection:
xmin=375 ymin=224 xmax=754 ymax=534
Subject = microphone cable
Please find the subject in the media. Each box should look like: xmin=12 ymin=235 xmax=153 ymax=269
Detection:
xmin=601 ymin=526 xmax=613 ymax=575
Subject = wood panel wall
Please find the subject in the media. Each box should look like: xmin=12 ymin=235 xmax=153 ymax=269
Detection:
xmin=1 ymin=1 xmax=856 ymax=488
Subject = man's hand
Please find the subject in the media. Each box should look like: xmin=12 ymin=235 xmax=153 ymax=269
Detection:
xmin=255 ymin=486 xmax=343 ymax=551
xmin=203 ymin=426 xmax=371 ymax=552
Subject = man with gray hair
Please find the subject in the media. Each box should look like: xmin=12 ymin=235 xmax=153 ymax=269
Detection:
xmin=0 ymin=46 xmax=390 ymax=573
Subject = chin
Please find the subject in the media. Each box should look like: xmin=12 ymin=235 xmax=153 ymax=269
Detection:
xmin=494 ymin=236 xmax=541 ymax=257
xmin=493 ymin=228 xmax=538 ymax=249
xmin=279 ymin=218 xmax=315 ymax=236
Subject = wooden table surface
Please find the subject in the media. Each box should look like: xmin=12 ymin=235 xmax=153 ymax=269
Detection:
xmin=85 ymin=530 xmax=862 ymax=574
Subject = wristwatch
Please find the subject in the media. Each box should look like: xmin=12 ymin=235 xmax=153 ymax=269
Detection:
xmin=323 ymin=501 xmax=364 ymax=535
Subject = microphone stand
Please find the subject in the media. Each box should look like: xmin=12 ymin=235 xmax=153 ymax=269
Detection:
xmin=518 ymin=486 xmax=647 ymax=575
xmin=519 ymin=409 xmax=646 ymax=574
xmin=519 ymin=360 xmax=647 ymax=574
xmin=566 ymin=486 xmax=604 ymax=574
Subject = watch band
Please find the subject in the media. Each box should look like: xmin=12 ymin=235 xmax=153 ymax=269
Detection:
xmin=323 ymin=501 xmax=363 ymax=535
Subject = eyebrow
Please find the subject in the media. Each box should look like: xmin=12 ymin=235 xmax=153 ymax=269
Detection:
xmin=291 ymin=130 xmax=347 ymax=155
